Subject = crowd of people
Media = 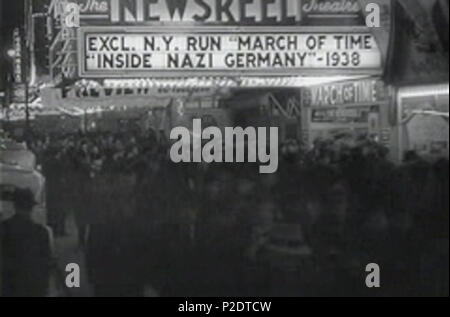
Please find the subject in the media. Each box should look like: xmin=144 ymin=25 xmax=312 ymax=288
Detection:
xmin=4 ymin=128 xmax=449 ymax=297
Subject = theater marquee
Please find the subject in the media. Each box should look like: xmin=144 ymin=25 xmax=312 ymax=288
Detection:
xmin=73 ymin=0 xmax=391 ymax=78
xmin=79 ymin=30 xmax=382 ymax=77
xmin=66 ymin=0 xmax=367 ymax=26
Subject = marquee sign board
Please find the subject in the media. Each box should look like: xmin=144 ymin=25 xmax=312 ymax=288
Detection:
xmin=60 ymin=0 xmax=368 ymax=26
xmin=45 ymin=0 xmax=392 ymax=79
xmin=79 ymin=29 xmax=382 ymax=77
xmin=301 ymin=79 xmax=389 ymax=108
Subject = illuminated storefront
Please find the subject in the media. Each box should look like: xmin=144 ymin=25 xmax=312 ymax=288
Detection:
xmin=389 ymin=0 xmax=449 ymax=162
xmin=395 ymin=84 xmax=449 ymax=162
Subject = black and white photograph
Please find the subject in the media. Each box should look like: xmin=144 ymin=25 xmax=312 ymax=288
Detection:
xmin=0 ymin=0 xmax=448 ymax=299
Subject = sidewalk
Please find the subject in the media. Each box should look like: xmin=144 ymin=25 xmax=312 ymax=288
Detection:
xmin=50 ymin=213 xmax=93 ymax=297
xmin=49 ymin=213 xmax=159 ymax=297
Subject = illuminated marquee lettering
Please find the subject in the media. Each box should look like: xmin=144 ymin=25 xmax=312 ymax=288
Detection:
xmin=78 ymin=0 xmax=109 ymax=13
xmin=168 ymin=53 xmax=214 ymax=69
xmin=304 ymin=80 xmax=383 ymax=108
xmin=238 ymin=35 xmax=299 ymax=51
xmin=57 ymin=0 xmax=379 ymax=26
xmin=109 ymin=0 xmax=303 ymax=24
xmin=80 ymin=32 xmax=383 ymax=77
xmin=95 ymin=53 xmax=154 ymax=69
xmin=224 ymin=52 xmax=308 ymax=68
xmin=187 ymin=36 xmax=222 ymax=51
xmin=302 ymin=0 xmax=360 ymax=13
xmin=88 ymin=36 xmax=133 ymax=51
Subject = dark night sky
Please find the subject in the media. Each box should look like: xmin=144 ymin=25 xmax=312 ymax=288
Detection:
xmin=1 ymin=0 xmax=24 ymax=29
xmin=1 ymin=0 xmax=25 ymax=44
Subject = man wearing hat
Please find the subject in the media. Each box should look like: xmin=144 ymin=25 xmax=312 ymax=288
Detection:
xmin=0 ymin=188 xmax=52 ymax=297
